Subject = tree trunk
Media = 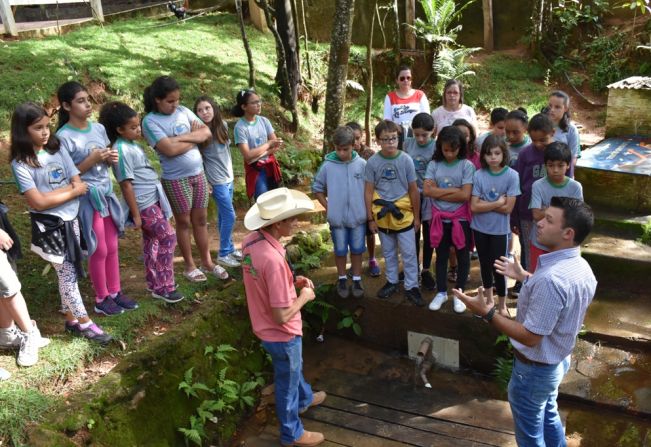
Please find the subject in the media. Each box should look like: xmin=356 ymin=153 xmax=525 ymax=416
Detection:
xmin=365 ymin=2 xmax=377 ymax=148
xmin=236 ymin=0 xmax=256 ymax=88
xmin=255 ymin=0 xmax=300 ymax=130
xmin=393 ymin=0 xmax=401 ymax=64
xmin=299 ymin=0 xmax=312 ymax=79
xmin=405 ymin=0 xmax=415 ymax=50
xmin=482 ymin=0 xmax=493 ymax=51
xmin=323 ymin=0 xmax=356 ymax=153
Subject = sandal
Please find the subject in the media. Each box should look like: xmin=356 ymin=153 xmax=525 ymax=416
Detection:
xmin=200 ymin=264 xmax=229 ymax=280
xmin=183 ymin=268 xmax=207 ymax=283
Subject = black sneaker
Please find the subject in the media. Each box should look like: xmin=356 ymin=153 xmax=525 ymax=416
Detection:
xmin=152 ymin=289 xmax=185 ymax=304
xmin=65 ymin=321 xmax=112 ymax=345
xmin=337 ymin=278 xmax=350 ymax=298
xmin=114 ymin=291 xmax=139 ymax=310
xmin=421 ymin=270 xmax=436 ymax=291
xmin=377 ymin=282 xmax=398 ymax=299
xmin=405 ymin=287 xmax=424 ymax=306
xmin=351 ymin=280 xmax=364 ymax=298
xmin=511 ymin=281 xmax=522 ymax=298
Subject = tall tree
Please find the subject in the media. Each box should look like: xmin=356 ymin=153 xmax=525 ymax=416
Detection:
xmin=323 ymin=0 xmax=356 ymax=153
xmin=365 ymin=2 xmax=378 ymax=147
xmin=235 ymin=0 xmax=256 ymax=88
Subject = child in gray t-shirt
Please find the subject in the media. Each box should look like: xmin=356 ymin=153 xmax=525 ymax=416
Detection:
xmin=529 ymin=142 xmax=583 ymax=271
xmin=100 ymin=101 xmax=183 ymax=304
xmin=365 ymin=120 xmax=422 ymax=306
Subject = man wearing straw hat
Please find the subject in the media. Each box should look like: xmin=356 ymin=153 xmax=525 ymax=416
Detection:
xmin=242 ymin=188 xmax=326 ymax=447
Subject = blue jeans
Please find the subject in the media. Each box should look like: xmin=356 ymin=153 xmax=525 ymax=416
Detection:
xmin=331 ymin=225 xmax=366 ymax=257
xmin=508 ymin=355 xmax=571 ymax=447
xmin=261 ymin=336 xmax=314 ymax=444
xmin=211 ymin=182 xmax=236 ymax=257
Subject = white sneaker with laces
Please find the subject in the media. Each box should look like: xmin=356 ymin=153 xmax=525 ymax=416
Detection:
xmin=217 ymin=254 xmax=241 ymax=268
xmin=231 ymin=249 xmax=243 ymax=260
xmin=17 ymin=329 xmax=39 ymax=367
xmin=453 ymin=297 xmax=467 ymax=313
xmin=429 ymin=292 xmax=448 ymax=311
xmin=0 ymin=324 xmax=49 ymax=349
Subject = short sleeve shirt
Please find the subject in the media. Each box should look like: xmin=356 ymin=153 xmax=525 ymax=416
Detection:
xmin=11 ymin=150 xmax=80 ymax=221
xmin=112 ymin=138 xmax=162 ymax=211
xmin=241 ymin=230 xmax=302 ymax=342
xmin=364 ymin=151 xmax=417 ymax=201
xmin=507 ymin=137 xmax=531 ymax=166
xmin=470 ymin=167 xmax=521 ymax=235
xmin=234 ymin=116 xmax=274 ymax=162
xmin=142 ymin=106 xmax=204 ymax=180
xmin=431 ymin=104 xmax=477 ymax=135
xmin=56 ymin=122 xmax=112 ymax=193
xmin=201 ymin=121 xmax=234 ymax=185
xmin=383 ymin=90 xmax=430 ymax=127
xmin=424 ymin=158 xmax=475 ymax=213
xmin=529 ymin=177 xmax=583 ymax=249
xmin=403 ymin=137 xmax=435 ymax=190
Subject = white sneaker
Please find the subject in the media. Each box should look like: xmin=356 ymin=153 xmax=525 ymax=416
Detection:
xmin=453 ymin=297 xmax=467 ymax=313
xmin=0 ymin=368 xmax=10 ymax=381
xmin=217 ymin=254 xmax=240 ymax=268
xmin=17 ymin=329 xmax=39 ymax=367
xmin=429 ymin=292 xmax=448 ymax=311
xmin=0 ymin=326 xmax=20 ymax=348
xmin=231 ymin=249 xmax=243 ymax=260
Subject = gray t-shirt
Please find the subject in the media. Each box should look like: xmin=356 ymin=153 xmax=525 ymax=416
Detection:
xmin=12 ymin=149 xmax=80 ymax=221
xmin=201 ymin=121 xmax=234 ymax=185
xmin=112 ymin=138 xmax=161 ymax=211
xmin=529 ymin=177 xmax=583 ymax=249
xmin=142 ymin=106 xmax=204 ymax=180
xmin=403 ymin=137 xmax=435 ymax=190
xmin=364 ymin=151 xmax=417 ymax=202
xmin=507 ymin=136 xmax=531 ymax=167
xmin=234 ymin=116 xmax=274 ymax=163
xmin=56 ymin=122 xmax=112 ymax=193
xmin=424 ymin=158 xmax=475 ymax=213
xmin=470 ymin=167 xmax=521 ymax=235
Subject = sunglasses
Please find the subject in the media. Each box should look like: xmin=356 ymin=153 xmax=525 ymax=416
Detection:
xmin=399 ymin=76 xmax=412 ymax=81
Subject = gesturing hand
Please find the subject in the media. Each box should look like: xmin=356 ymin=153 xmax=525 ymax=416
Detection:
xmin=452 ymin=287 xmax=491 ymax=317
xmin=494 ymin=254 xmax=527 ymax=282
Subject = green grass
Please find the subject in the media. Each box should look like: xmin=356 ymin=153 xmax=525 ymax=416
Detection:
xmin=464 ymin=53 xmax=549 ymax=116
xmin=0 ymin=385 xmax=55 ymax=447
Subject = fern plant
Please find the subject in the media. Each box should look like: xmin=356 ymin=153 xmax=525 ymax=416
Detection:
xmin=433 ymin=46 xmax=481 ymax=83
xmin=410 ymin=0 xmax=475 ymax=53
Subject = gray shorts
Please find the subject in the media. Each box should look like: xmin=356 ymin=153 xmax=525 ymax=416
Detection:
xmin=0 ymin=250 xmax=20 ymax=298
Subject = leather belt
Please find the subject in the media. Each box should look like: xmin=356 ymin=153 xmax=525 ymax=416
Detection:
xmin=513 ymin=349 xmax=550 ymax=367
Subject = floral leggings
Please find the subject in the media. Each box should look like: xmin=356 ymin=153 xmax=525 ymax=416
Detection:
xmin=141 ymin=203 xmax=177 ymax=294
xmin=52 ymin=221 xmax=88 ymax=319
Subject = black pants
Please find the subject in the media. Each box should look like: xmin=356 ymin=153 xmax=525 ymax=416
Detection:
xmin=473 ymin=230 xmax=509 ymax=297
xmin=435 ymin=221 xmax=471 ymax=293
xmin=416 ymin=219 xmax=434 ymax=270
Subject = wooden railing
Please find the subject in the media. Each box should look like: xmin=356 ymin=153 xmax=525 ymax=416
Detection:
xmin=0 ymin=0 xmax=104 ymax=36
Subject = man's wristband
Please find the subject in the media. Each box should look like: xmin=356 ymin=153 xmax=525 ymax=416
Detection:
xmin=482 ymin=305 xmax=497 ymax=323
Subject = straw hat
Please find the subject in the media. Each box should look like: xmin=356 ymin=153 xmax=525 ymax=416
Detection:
xmin=244 ymin=188 xmax=314 ymax=230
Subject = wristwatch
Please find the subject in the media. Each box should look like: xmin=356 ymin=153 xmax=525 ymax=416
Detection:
xmin=482 ymin=305 xmax=497 ymax=323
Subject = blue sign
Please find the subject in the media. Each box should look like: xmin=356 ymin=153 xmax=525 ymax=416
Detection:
xmin=577 ymin=136 xmax=651 ymax=176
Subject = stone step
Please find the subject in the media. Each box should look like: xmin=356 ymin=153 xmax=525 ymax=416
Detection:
xmin=581 ymin=230 xmax=651 ymax=285
xmin=592 ymin=207 xmax=651 ymax=239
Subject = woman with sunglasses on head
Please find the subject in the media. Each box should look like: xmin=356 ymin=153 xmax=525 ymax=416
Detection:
xmin=383 ymin=65 xmax=430 ymax=149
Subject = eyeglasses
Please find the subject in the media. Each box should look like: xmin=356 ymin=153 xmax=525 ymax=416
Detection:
xmin=399 ymin=76 xmax=411 ymax=81
xmin=379 ymin=137 xmax=398 ymax=143
xmin=247 ymin=100 xmax=262 ymax=105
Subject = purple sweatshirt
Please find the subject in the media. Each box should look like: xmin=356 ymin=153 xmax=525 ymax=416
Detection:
xmin=513 ymin=144 xmax=546 ymax=222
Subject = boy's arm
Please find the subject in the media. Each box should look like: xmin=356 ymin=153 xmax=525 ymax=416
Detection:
xmin=531 ymin=207 xmax=545 ymax=221
xmin=119 ymin=180 xmax=142 ymax=229
xmin=365 ymin=182 xmax=378 ymax=234
xmin=314 ymin=192 xmax=328 ymax=212
xmin=408 ymin=181 xmax=420 ymax=230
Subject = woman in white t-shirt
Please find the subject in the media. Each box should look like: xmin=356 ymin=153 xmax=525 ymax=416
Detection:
xmin=383 ymin=65 xmax=430 ymax=148
xmin=431 ymin=79 xmax=477 ymax=136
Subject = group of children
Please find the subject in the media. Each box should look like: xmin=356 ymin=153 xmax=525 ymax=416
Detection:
xmin=314 ymin=83 xmax=583 ymax=318
xmin=4 ymin=78 xmax=283 ymax=370
xmin=2 ymin=71 xmax=583 ymax=371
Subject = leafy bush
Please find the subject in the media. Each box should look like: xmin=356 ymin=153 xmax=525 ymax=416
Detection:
xmin=584 ymin=32 xmax=630 ymax=91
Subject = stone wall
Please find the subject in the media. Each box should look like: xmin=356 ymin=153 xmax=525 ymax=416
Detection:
xmin=606 ymin=89 xmax=651 ymax=138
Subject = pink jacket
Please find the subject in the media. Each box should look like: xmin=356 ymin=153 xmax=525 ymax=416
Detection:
xmin=430 ymin=202 xmax=472 ymax=249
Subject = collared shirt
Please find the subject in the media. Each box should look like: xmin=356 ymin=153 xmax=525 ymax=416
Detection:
xmin=242 ymin=230 xmax=302 ymax=342
xmin=511 ymin=246 xmax=597 ymax=364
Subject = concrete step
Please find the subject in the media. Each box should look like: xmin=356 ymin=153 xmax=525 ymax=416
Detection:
xmin=592 ymin=207 xmax=651 ymax=239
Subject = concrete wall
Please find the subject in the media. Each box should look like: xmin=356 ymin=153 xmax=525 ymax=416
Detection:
xmin=606 ymin=89 xmax=651 ymax=138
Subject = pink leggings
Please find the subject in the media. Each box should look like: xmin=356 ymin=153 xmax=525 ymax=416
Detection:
xmin=89 ymin=211 xmax=121 ymax=302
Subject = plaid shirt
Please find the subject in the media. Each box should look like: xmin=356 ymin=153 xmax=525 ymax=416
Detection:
xmin=511 ymin=246 xmax=597 ymax=364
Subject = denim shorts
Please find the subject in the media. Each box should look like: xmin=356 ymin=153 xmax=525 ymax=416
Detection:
xmin=331 ymin=225 xmax=366 ymax=257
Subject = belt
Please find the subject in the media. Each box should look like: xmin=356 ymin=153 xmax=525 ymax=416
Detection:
xmin=513 ymin=349 xmax=550 ymax=367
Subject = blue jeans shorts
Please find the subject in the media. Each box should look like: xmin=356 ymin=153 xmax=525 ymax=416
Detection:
xmin=331 ymin=225 xmax=366 ymax=257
